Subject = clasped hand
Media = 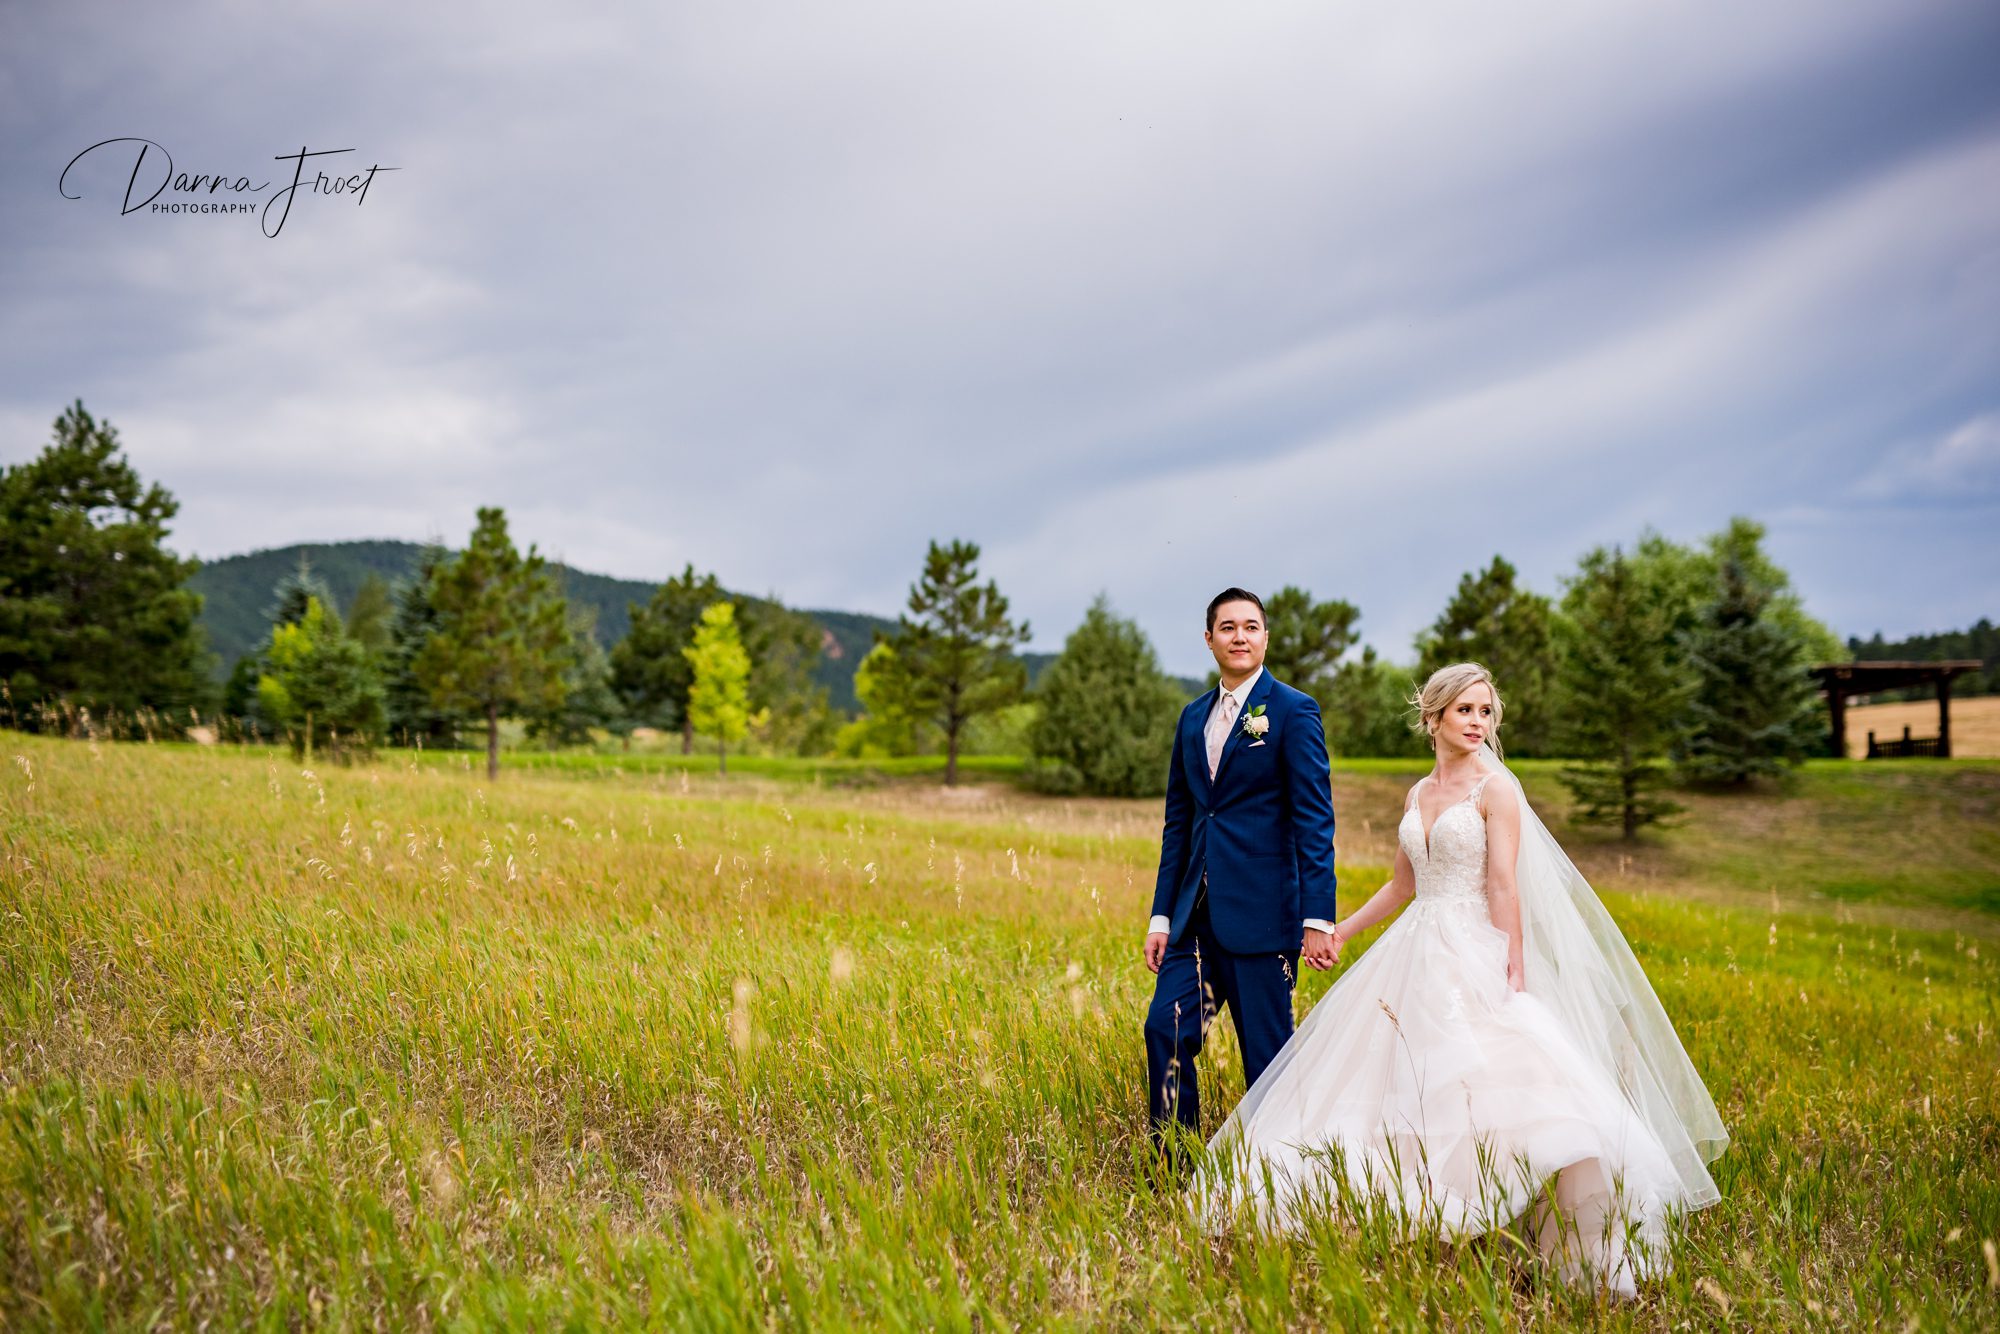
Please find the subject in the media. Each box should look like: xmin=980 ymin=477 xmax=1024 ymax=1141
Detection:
xmin=1302 ymin=926 xmax=1340 ymax=972
xmin=1144 ymin=927 xmax=1342 ymax=974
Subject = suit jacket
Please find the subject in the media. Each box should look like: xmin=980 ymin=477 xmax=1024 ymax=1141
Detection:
xmin=1150 ymin=671 xmax=1338 ymax=954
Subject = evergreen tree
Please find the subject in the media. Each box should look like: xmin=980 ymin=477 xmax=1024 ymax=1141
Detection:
xmin=1026 ymin=596 xmax=1182 ymax=796
xmin=1676 ymin=554 xmax=1822 ymax=784
xmin=609 ymin=564 xmax=722 ymax=752
xmin=889 ymin=539 xmax=1030 ymax=785
xmin=0 ymin=401 xmax=210 ymax=732
xmin=1260 ymin=585 xmax=1361 ymax=704
xmin=1554 ymin=546 xmax=1692 ymax=839
xmin=221 ymin=653 xmax=266 ymax=741
xmin=525 ymin=606 xmax=622 ymax=748
xmin=382 ymin=543 xmax=464 ymax=749
xmin=414 ymin=508 xmax=570 ymax=780
xmin=1324 ymin=647 xmax=1427 ymax=758
xmin=739 ymin=597 xmax=834 ymax=755
xmin=1700 ymin=516 xmax=1841 ymax=664
xmin=256 ymin=596 xmax=385 ymax=762
xmin=265 ymin=553 xmax=335 ymax=633
xmin=1414 ymin=555 xmax=1558 ymax=755
xmin=344 ymin=571 xmax=395 ymax=657
xmin=684 ymin=601 xmax=752 ymax=773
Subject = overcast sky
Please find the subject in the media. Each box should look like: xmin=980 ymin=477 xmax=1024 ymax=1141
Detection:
xmin=3 ymin=2 xmax=1995 ymax=674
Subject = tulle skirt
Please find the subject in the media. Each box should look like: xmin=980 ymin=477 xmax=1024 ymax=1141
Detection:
xmin=1191 ymin=896 xmax=1687 ymax=1293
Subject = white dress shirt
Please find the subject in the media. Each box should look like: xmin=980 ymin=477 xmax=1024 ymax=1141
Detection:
xmin=1150 ymin=666 xmax=1334 ymax=940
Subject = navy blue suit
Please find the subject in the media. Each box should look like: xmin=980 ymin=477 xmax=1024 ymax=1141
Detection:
xmin=1144 ymin=670 xmax=1337 ymax=1143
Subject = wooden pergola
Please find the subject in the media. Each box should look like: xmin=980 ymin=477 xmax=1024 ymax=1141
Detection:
xmin=1809 ymin=660 xmax=1983 ymax=759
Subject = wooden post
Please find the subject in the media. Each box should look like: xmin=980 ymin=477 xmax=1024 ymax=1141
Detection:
xmin=1938 ymin=672 xmax=1953 ymax=759
xmin=1828 ymin=687 xmax=1847 ymax=759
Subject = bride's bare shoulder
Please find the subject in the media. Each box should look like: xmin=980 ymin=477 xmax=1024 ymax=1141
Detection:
xmin=1477 ymin=774 xmax=1520 ymax=818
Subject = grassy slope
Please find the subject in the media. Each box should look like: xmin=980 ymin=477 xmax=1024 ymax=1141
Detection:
xmin=1 ymin=738 xmax=1996 ymax=1329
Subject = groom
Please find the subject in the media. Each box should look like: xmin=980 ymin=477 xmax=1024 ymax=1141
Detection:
xmin=1143 ymin=587 xmax=1338 ymax=1154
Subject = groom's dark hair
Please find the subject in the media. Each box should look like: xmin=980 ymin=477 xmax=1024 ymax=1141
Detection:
xmin=1206 ymin=587 xmax=1265 ymax=631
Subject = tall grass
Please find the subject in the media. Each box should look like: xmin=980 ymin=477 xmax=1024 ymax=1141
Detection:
xmin=1 ymin=736 xmax=1995 ymax=1328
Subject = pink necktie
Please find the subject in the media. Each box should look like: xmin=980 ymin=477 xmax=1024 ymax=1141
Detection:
xmin=1208 ymin=693 xmax=1238 ymax=778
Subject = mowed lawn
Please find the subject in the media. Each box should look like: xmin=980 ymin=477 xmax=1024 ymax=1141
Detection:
xmin=1 ymin=737 xmax=1996 ymax=1330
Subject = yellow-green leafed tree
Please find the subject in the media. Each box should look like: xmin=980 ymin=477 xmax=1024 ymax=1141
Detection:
xmin=684 ymin=601 xmax=753 ymax=773
xmin=256 ymin=595 xmax=385 ymax=763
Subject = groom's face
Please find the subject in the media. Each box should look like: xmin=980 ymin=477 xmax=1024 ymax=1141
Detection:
xmin=1205 ymin=600 xmax=1267 ymax=680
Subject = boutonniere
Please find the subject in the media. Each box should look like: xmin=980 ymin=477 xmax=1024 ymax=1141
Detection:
xmin=1239 ymin=705 xmax=1269 ymax=740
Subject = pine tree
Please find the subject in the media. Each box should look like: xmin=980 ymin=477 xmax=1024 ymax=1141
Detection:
xmin=1700 ymin=516 xmax=1841 ymax=664
xmin=344 ymin=571 xmax=395 ymax=657
xmin=1677 ymin=554 xmax=1822 ymax=784
xmin=889 ymin=539 xmax=1030 ymax=786
xmin=382 ymin=543 xmax=464 ymax=749
xmin=1554 ymin=546 xmax=1691 ymax=839
xmin=414 ymin=508 xmax=570 ymax=780
xmin=684 ymin=601 xmax=752 ymax=773
xmin=1414 ymin=555 xmax=1558 ymax=755
xmin=525 ymin=607 xmax=622 ymax=748
xmin=221 ymin=653 xmax=266 ymax=740
xmin=738 ymin=597 xmax=834 ymax=755
xmin=1324 ymin=647 xmax=1427 ymax=758
xmin=265 ymin=554 xmax=335 ymax=633
xmin=1260 ymin=586 xmax=1361 ymax=704
xmin=1027 ymin=596 xmax=1182 ymax=796
xmin=0 ymin=400 xmax=210 ymax=732
xmin=256 ymin=596 xmax=385 ymax=762
xmin=609 ymin=564 xmax=722 ymax=752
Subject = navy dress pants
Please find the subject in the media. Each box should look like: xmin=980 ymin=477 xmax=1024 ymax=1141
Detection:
xmin=1144 ymin=891 xmax=1299 ymax=1147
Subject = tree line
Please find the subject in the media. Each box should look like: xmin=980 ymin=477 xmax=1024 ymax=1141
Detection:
xmin=233 ymin=513 xmax=833 ymax=780
xmin=1846 ymin=620 xmax=2000 ymax=699
xmin=0 ymin=401 xmax=1915 ymax=836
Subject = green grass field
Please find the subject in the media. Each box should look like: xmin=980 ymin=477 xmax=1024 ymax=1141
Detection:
xmin=2 ymin=737 xmax=1996 ymax=1329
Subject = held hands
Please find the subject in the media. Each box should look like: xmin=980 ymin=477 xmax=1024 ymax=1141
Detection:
xmin=1302 ymin=926 xmax=1341 ymax=972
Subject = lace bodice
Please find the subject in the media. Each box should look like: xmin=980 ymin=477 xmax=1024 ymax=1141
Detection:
xmin=1398 ymin=774 xmax=1493 ymax=907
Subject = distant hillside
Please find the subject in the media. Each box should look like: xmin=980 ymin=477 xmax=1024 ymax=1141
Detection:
xmin=190 ymin=541 xmax=427 ymax=673
xmin=189 ymin=541 xmax=898 ymax=713
xmin=188 ymin=541 xmax=1204 ymax=713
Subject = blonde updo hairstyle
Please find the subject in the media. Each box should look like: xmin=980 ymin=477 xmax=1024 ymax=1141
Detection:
xmin=1410 ymin=662 xmax=1505 ymax=760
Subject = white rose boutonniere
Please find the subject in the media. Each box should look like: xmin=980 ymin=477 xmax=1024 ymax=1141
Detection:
xmin=1240 ymin=705 xmax=1269 ymax=740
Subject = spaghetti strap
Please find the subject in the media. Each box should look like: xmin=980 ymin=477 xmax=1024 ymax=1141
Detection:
xmin=1405 ymin=775 xmax=1428 ymax=813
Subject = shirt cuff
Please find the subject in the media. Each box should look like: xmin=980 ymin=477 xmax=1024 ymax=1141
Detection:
xmin=1302 ymin=918 xmax=1335 ymax=935
xmin=1147 ymin=915 xmax=1170 ymax=937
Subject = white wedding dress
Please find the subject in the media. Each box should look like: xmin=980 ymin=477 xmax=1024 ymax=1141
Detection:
xmin=1192 ymin=762 xmax=1723 ymax=1293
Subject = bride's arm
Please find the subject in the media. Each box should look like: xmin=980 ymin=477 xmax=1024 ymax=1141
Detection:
xmin=1482 ymin=780 xmax=1526 ymax=990
xmin=1332 ymin=842 xmax=1415 ymax=949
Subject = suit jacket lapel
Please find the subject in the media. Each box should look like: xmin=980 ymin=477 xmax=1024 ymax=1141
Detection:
xmin=1211 ymin=670 xmax=1275 ymax=791
xmin=1187 ymin=701 xmax=1213 ymax=802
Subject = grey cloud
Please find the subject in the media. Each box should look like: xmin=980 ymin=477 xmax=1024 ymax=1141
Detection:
xmin=2 ymin=1 xmax=1995 ymax=676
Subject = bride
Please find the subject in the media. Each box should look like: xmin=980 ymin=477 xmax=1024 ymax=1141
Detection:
xmin=1192 ymin=663 xmax=1728 ymax=1293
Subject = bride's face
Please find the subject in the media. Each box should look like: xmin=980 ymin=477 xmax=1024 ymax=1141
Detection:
xmin=1433 ymin=682 xmax=1495 ymax=758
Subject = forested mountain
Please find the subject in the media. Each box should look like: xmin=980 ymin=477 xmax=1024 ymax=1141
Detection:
xmin=189 ymin=541 xmax=898 ymax=712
